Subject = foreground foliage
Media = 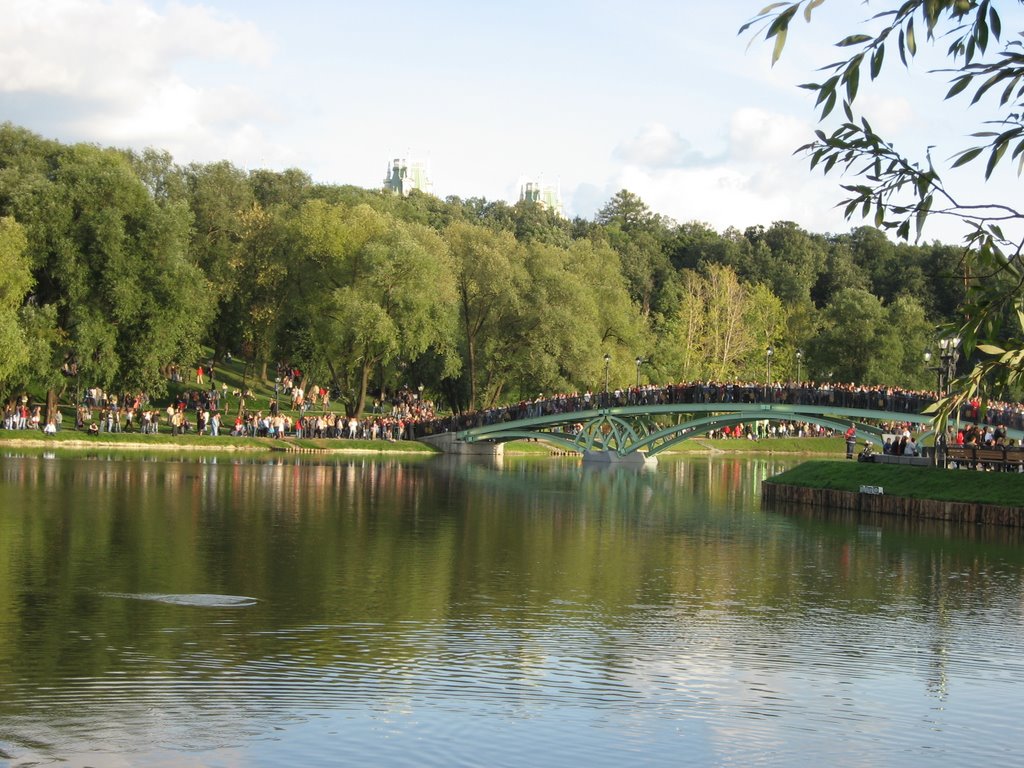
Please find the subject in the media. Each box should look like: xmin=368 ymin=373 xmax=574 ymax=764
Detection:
xmin=744 ymin=0 xmax=1024 ymax=428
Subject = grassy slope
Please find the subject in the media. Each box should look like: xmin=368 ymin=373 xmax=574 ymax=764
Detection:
xmin=766 ymin=460 xmax=1024 ymax=506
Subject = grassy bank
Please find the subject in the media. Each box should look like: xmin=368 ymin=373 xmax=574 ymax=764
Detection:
xmin=0 ymin=430 xmax=438 ymax=454
xmin=0 ymin=429 xmax=850 ymax=457
xmin=670 ymin=437 xmax=845 ymax=455
xmin=0 ymin=429 xmax=565 ymax=456
xmin=766 ymin=460 xmax=1024 ymax=507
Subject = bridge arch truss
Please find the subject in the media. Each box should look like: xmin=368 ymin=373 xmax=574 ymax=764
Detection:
xmin=455 ymin=403 xmax=1012 ymax=459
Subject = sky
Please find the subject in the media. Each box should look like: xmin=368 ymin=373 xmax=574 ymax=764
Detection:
xmin=1 ymin=0 xmax=1021 ymax=244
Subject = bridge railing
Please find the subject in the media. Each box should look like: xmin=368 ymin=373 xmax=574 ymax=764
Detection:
xmin=415 ymin=382 xmax=1024 ymax=437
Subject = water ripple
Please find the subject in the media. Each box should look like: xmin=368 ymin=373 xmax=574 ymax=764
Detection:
xmin=98 ymin=591 xmax=259 ymax=607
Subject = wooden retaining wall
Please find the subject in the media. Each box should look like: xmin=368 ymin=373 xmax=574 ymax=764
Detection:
xmin=762 ymin=482 xmax=1024 ymax=527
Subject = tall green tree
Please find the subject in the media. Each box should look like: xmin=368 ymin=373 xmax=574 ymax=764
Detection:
xmin=0 ymin=217 xmax=32 ymax=389
xmin=659 ymin=264 xmax=785 ymax=381
xmin=876 ymin=295 xmax=936 ymax=389
xmin=444 ymin=220 xmax=527 ymax=410
xmin=812 ymin=238 xmax=869 ymax=307
xmin=293 ymin=201 xmax=458 ymax=415
xmin=596 ymin=191 xmax=675 ymax=317
xmin=740 ymin=222 xmax=827 ymax=305
xmin=516 ymin=238 xmax=648 ymax=397
xmin=0 ymin=126 xmax=211 ymax=411
xmin=596 ymin=189 xmax=662 ymax=231
xmin=184 ymin=161 xmax=254 ymax=360
xmin=810 ymin=287 xmax=887 ymax=384
xmin=234 ymin=202 xmax=293 ymax=381
xmin=665 ymin=221 xmax=739 ymax=272
xmin=249 ymin=168 xmax=311 ymax=209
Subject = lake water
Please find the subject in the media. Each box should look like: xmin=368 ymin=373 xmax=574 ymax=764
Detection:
xmin=1 ymin=452 xmax=1023 ymax=767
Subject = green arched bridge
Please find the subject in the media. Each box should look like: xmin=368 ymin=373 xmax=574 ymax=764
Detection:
xmin=418 ymin=388 xmax=1023 ymax=465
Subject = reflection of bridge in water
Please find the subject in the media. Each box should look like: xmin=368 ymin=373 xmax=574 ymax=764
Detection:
xmin=419 ymin=385 xmax=1024 ymax=465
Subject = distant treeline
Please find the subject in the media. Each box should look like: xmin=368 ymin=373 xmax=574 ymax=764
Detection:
xmin=0 ymin=122 xmax=972 ymax=415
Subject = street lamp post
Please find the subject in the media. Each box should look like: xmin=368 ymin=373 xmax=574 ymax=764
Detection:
xmin=924 ymin=350 xmax=940 ymax=394
xmin=938 ymin=337 xmax=961 ymax=396
xmin=765 ymin=346 xmax=774 ymax=400
xmin=635 ymin=357 xmax=643 ymax=390
xmin=795 ymin=349 xmax=803 ymax=383
xmin=274 ymin=376 xmax=280 ymax=401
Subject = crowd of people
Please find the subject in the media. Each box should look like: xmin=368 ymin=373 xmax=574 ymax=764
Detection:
xmin=5 ymin=373 xmax=1024 ymax=449
xmin=418 ymin=380 xmax=1024 ymax=436
xmin=0 ymin=361 xmax=444 ymax=443
xmin=2 ymin=399 xmax=48 ymax=432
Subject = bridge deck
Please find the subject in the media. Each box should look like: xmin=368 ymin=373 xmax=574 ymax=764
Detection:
xmin=433 ymin=401 xmax=1021 ymax=459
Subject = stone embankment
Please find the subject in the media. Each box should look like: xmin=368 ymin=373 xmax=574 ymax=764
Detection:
xmin=762 ymin=482 xmax=1024 ymax=527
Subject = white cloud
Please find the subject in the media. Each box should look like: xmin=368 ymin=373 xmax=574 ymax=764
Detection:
xmin=613 ymin=163 xmax=812 ymax=233
xmin=728 ymin=107 xmax=810 ymax=164
xmin=0 ymin=0 xmax=274 ymax=153
xmin=602 ymin=108 xmax=855 ymax=234
xmin=0 ymin=0 xmax=270 ymax=95
xmin=614 ymin=122 xmax=710 ymax=169
xmin=857 ymin=93 xmax=914 ymax=136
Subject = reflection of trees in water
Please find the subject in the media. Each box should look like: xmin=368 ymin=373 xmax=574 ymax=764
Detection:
xmin=1 ymin=453 xmax=1024 ymax=739
xmin=763 ymin=495 xmax=1024 ymax=702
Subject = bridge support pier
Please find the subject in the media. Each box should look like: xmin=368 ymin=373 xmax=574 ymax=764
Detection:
xmin=582 ymin=450 xmax=657 ymax=467
xmin=418 ymin=432 xmax=504 ymax=457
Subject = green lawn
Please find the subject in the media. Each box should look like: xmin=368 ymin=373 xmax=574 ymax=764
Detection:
xmin=667 ymin=437 xmax=846 ymax=455
xmin=766 ymin=460 xmax=1024 ymax=507
xmin=0 ymin=430 xmax=439 ymax=453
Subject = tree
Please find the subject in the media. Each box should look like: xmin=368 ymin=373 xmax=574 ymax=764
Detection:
xmin=249 ymin=168 xmax=311 ymax=209
xmin=812 ymin=237 xmax=869 ymax=307
xmin=596 ymin=191 xmax=676 ymax=317
xmin=877 ymin=295 xmax=936 ymax=389
xmin=481 ymin=236 xmax=650 ymax=400
xmin=596 ymin=189 xmax=660 ymax=232
xmin=810 ymin=287 xmax=887 ymax=384
xmin=743 ymin=282 xmax=788 ymax=378
xmin=444 ymin=220 xmax=527 ymax=410
xmin=740 ymin=222 xmax=827 ymax=305
xmin=0 ymin=126 xmax=211 ymax=412
xmin=665 ymin=221 xmax=738 ymax=272
xmin=509 ymin=199 xmax=572 ymax=247
xmin=659 ymin=264 xmax=785 ymax=381
xmin=183 ymin=161 xmax=254 ymax=360
xmin=0 ymin=217 xmax=32 ymax=388
xmin=743 ymin=0 xmax=1024 ymax=424
xmin=292 ymin=202 xmax=458 ymax=415
xmin=233 ymin=201 xmax=293 ymax=381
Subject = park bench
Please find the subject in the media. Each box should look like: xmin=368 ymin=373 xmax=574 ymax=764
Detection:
xmin=946 ymin=445 xmax=1024 ymax=471
xmin=945 ymin=446 xmax=975 ymax=469
xmin=977 ymin=446 xmax=1009 ymax=471
xmin=871 ymin=453 xmax=930 ymax=466
xmin=1005 ymin=448 xmax=1024 ymax=472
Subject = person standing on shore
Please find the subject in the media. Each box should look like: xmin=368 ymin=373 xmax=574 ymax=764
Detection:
xmin=845 ymin=423 xmax=857 ymax=459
